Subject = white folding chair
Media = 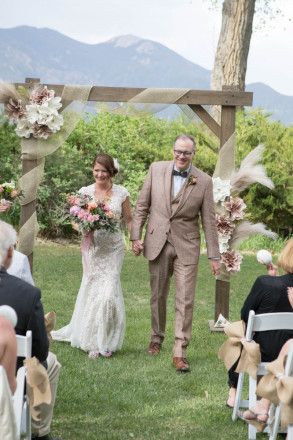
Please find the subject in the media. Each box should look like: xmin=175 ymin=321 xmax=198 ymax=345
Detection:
xmin=232 ymin=310 xmax=293 ymax=439
xmin=13 ymin=330 xmax=32 ymax=440
xmin=269 ymin=339 xmax=293 ymax=440
xmin=0 ymin=365 xmax=18 ymax=440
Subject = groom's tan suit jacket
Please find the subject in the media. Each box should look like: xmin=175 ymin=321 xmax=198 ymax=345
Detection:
xmin=131 ymin=161 xmax=220 ymax=264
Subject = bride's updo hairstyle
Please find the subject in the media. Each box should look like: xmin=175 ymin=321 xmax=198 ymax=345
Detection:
xmin=92 ymin=153 xmax=119 ymax=178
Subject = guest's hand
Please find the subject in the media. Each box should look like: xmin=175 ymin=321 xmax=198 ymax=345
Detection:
xmin=0 ymin=202 xmax=11 ymax=213
xmin=210 ymin=259 xmax=221 ymax=276
xmin=267 ymin=262 xmax=279 ymax=276
xmin=132 ymin=240 xmax=144 ymax=257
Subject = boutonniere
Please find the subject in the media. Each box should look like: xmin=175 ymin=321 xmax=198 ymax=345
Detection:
xmin=188 ymin=175 xmax=197 ymax=186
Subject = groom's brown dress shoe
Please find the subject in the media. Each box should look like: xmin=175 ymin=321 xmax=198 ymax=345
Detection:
xmin=173 ymin=357 xmax=190 ymax=372
xmin=147 ymin=341 xmax=161 ymax=354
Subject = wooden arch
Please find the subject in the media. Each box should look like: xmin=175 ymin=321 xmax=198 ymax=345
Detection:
xmin=3 ymin=78 xmax=253 ymax=323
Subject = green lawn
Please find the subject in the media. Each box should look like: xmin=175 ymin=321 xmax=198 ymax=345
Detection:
xmin=33 ymin=244 xmax=281 ymax=440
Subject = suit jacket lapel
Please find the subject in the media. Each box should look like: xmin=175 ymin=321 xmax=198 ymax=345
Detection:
xmin=164 ymin=162 xmax=173 ymax=217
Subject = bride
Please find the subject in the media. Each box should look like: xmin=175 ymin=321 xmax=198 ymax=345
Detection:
xmin=52 ymin=153 xmax=132 ymax=358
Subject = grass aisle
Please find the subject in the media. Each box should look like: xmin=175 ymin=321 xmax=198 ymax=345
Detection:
xmin=34 ymin=244 xmax=276 ymax=440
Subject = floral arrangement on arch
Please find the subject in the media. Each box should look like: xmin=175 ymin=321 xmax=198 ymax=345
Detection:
xmin=0 ymin=80 xmax=63 ymax=139
xmin=67 ymin=193 xmax=119 ymax=234
xmin=212 ymin=145 xmax=277 ymax=275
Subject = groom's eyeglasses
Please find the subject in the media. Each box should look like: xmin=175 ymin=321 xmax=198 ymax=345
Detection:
xmin=173 ymin=150 xmax=194 ymax=157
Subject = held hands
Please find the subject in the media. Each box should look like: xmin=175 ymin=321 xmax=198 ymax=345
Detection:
xmin=210 ymin=259 xmax=221 ymax=276
xmin=132 ymin=240 xmax=144 ymax=257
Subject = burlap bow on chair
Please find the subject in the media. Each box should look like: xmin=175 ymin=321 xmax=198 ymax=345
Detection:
xmin=257 ymin=355 xmax=293 ymax=429
xmin=218 ymin=320 xmax=261 ymax=379
xmin=24 ymin=357 xmax=52 ymax=421
xmin=44 ymin=311 xmax=56 ymax=345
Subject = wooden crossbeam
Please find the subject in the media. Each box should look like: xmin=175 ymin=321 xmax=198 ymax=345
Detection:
xmin=188 ymin=104 xmax=221 ymax=138
xmin=8 ymin=82 xmax=253 ymax=106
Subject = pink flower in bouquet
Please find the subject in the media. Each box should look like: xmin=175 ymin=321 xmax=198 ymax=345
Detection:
xmin=70 ymin=205 xmax=81 ymax=216
xmin=216 ymin=214 xmax=235 ymax=238
xmin=87 ymin=202 xmax=97 ymax=211
xmin=10 ymin=190 xmax=18 ymax=198
xmin=221 ymin=250 xmax=243 ymax=274
xmin=0 ymin=186 xmax=3 ymax=193
xmin=222 ymin=196 xmax=246 ymax=221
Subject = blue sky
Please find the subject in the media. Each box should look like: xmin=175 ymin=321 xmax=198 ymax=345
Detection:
xmin=2 ymin=0 xmax=293 ymax=95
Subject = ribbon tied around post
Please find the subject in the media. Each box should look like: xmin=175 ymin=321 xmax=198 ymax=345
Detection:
xmin=257 ymin=355 xmax=293 ymax=429
xmin=218 ymin=320 xmax=261 ymax=379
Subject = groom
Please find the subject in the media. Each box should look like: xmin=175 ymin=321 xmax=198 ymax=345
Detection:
xmin=131 ymin=134 xmax=220 ymax=372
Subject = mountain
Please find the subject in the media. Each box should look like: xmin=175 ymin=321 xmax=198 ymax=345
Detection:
xmin=0 ymin=26 xmax=292 ymax=124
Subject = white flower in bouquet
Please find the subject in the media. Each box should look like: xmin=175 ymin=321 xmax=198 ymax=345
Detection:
xmin=212 ymin=177 xmax=231 ymax=203
xmin=15 ymin=118 xmax=34 ymax=138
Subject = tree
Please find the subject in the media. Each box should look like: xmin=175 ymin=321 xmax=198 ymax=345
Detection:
xmin=211 ymin=0 xmax=256 ymax=93
xmin=210 ymin=0 xmax=283 ymax=121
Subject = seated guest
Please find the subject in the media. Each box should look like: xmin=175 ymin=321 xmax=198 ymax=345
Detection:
xmin=0 ymin=201 xmax=34 ymax=285
xmin=8 ymin=249 xmax=35 ymax=286
xmin=238 ymin=338 xmax=293 ymax=431
xmin=0 ymin=220 xmax=61 ymax=440
xmin=0 ymin=306 xmax=18 ymax=394
xmin=226 ymin=238 xmax=293 ymax=410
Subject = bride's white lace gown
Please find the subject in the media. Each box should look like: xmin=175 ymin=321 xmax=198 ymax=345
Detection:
xmin=52 ymin=183 xmax=129 ymax=353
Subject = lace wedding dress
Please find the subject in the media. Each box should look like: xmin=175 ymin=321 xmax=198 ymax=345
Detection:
xmin=52 ymin=183 xmax=129 ymax=354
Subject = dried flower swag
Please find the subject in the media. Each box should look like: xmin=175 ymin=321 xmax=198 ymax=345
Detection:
xmin=212 ymin=145 xmax=277 ymax=275
xmin=0 ymin=80 xmax=63 ymax=139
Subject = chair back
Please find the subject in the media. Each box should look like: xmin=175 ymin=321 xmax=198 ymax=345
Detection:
xmin=13 ymin=330 xmax=32 ymax=440
xmin=284 ymin=339 xmax=293 ymax=376
xmin=245 ymin=311 xmax=293 ymax=341
xmin=16 ymin=331 xmax=32 ymax=358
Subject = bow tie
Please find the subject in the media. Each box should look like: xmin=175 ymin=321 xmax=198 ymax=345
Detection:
xmin=172 ymin=170 xmax=188 ymax=178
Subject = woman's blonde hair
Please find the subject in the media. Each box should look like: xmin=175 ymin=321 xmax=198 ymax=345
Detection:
xmin=277 ymin=238 xmax=293 ymax=273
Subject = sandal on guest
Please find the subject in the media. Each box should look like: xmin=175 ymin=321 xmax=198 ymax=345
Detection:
xmin=88 ymin=351 xmax=99 ymax=359
xmin=101 ymin=350 xmax=112 ymax=358
xmin=237 ymin=409 xmax=268 ymax=432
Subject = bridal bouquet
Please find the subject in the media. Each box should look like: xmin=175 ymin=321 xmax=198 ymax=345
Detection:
xmin=0 ymin=181 xmax=23 ymax=206
xmin=67 ymin=193 xmax=119 ymax=234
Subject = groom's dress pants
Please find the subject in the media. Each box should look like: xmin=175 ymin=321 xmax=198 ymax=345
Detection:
xmin=148 ymin=234 xmax=198 ymax=358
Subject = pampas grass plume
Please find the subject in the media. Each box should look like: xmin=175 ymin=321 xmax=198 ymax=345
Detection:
xmin=230 ymin=145 xmax=274 ymax=193
xmin=229 ymin=221 xmax=278 ymax=249
xmin=0 ymin=79 xmax=20 ymax=103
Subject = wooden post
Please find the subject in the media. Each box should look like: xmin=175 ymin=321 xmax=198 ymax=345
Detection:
xmin=214 ymin=85 xmax=237 ymax=321
xmin=19 ymin=78 xmax=40 ymax=272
